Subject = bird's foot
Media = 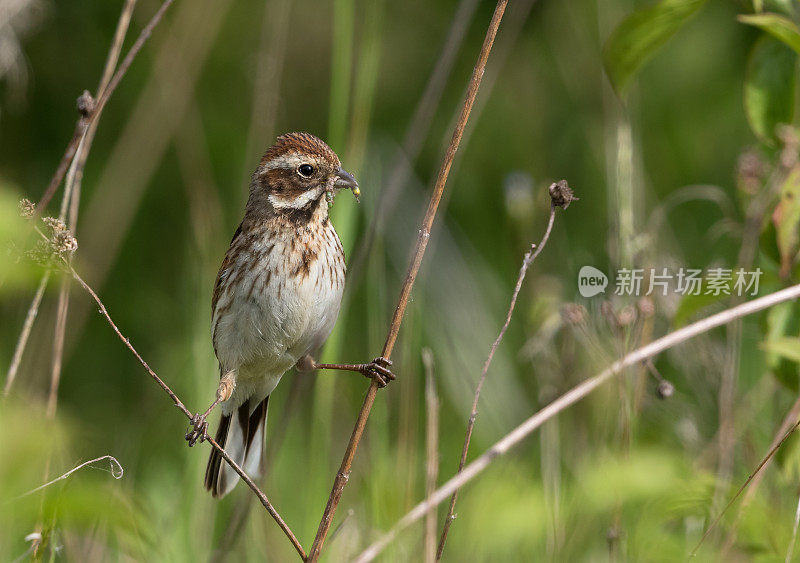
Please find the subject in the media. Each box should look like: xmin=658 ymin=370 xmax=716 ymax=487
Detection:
xmin=358 ymin=357 xmax=395 ymax=388
xmin=185 ymin=413 xmax=209 ymax=447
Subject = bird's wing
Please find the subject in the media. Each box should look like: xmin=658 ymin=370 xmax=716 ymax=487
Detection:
xmin=211 ymin=222 xmax=243 ymax=315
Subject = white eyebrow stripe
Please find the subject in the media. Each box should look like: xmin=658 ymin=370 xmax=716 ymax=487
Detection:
xmin=264 ymin=153 xmax=306 ymax=170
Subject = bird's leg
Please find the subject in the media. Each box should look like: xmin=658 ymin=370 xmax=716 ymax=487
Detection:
xmin=298 ymin=355 xmax=396 ymax=388
xmin=185 ymin=371 xmax=235 ymax=446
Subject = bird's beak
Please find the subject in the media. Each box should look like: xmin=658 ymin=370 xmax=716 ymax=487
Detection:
xmin=334 ymin=168 xmax=360 ymax=201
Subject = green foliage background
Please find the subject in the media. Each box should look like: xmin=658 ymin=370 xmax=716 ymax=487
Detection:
xmin=3 ymin=0 xmax=800 ymax=560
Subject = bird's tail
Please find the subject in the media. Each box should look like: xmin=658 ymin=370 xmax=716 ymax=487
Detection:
xmin=204 ymin=396 xmax=269 ymax=498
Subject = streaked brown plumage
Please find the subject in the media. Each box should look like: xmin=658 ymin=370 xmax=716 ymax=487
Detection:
xmin=192 ymin=132 xmax=393 ymax=498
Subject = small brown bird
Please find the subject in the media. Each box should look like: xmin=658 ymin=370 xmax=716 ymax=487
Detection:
xmin=186 ymin=132 xmax=394 ymax=498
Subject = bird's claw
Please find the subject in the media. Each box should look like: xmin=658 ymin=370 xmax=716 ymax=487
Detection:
xmin=185 ymin=413 xmax=208 ymax=447
xmin=360 ymin=356 xmax=395 ymax=388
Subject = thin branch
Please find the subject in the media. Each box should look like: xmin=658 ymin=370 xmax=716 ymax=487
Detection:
xmin=422 ymin=349 xmax=439 ymax=563
xmin=15 ymin=455 xmax=123 ymax=499
xmin=37 ymin=0 xmax=174 ymax=212
xmin=722 ymin=393 xmax=800 ymax=550
xmin=306 ymin=3 xmax=508 ymax=560
xmin=713 ymin=164 xmax=777 ymax=515
xmin=205 ymin=436 xmax=307 ymax=561
xmin=353 ymin=282 xmax=800 ymax=562
xmin=67 ymin=265 xmax=306 ymax=559
xmin=437 ymin=191 xmax=564 ymax=559
xmin=718 ymin=167 xmax=793 ymax=550
xmin=691 ymin=416 xmax=800 ymax=557
xmin=11 ymin=0 xmax=155 ymax=402
xmin=97 ymin=0 xmax=139 ymax=97
xmin=46 ymin=149 xmax=82 ymax=417
xmin=438 ymin=0 xmax=538 ymax=186
xmin=46 ymin=278 xmax=69 ymax=418
xmin=8 ymin=0 xmax=141 ymax=398
xmin=36 ymin=125 xmax=85 ymax=215
xmin=17 ymin=2 xmax=305 ymax=558
xmin=4 ymin=270 xmax=50 ymax=395
xmin=46 ymin=0 xmax=139 ymax=420
xmin=68 ymin=266 xmax=190 ymax=415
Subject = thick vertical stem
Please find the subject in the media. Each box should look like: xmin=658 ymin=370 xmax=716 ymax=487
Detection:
xmin=306 ymin=2 xmax=508 ymax=560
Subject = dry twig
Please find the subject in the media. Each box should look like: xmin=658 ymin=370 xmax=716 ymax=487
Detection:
xmin=36 ymin=0 xmax=175 ymax=212
xmin=46 ymin=0 xmax=139 ymax=420
xmin=31 ymin=218 xmax=311 ymax=563
xmin=354 ymin=282 xmax=800 ymax=562
xmin=4 ymin=271 xmax=49 ymax=395
xmin=436 ymin=181 xmax=572 ymax=559
xmin=65 ymin=265 xmax=306 ymax=559
xmin=6 ymin=0 xmax=169 ymax=397
xmin=691 ymin=416 xmax=800 ymax=557
xmin=722 ymin=394 xmax=800 ymax=551
xmin=45 ymin=0 xmax=136 ymax=421
xmin=306 ymin=2 xmax=509 ymax=560
xmin=15 ymin=455 xmax=124 ymax=499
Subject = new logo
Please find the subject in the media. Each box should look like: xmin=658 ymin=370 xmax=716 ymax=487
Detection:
xmin=578 ymin=265 xmax=608 ymax=297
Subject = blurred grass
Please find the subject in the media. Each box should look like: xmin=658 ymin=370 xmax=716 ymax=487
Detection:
xmin=4 ymin=0 xmax=800 ymax=561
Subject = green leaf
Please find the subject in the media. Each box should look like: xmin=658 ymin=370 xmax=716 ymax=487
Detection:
xmin=772 ymin=166 xmax=800 ymax=276
xmin=763 ymin=300 xmax=800 ymax=391
xmin=739 ymin=13 xmax=800 ymax=54
xmin=762 ymin=336 xmax=800 ymax=363
xmin=602 ymin=0 xmax=709 ymax=96
xmin=744 ymin=36 xmax=797 ymax=143
xmin=765 ymin=301 xmax=797 ymax=366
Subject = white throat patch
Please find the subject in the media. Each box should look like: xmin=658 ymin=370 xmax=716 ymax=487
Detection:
xmin=268 ymin=185 xmax=326 ymax=209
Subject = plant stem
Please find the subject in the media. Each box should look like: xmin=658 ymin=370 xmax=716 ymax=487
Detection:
xmin=437 ymin=201 xmax=559 ymax=559
xmin=354 ymin=282 xmax=800 ymax=562
xmin=306 ymin=2 xmax=509 ymax=560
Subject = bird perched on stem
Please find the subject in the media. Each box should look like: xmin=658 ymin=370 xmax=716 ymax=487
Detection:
xmin=185 ymin=132 xmax=394 ymax=498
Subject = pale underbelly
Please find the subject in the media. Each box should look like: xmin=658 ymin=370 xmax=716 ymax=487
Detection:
xmin=213 ymin=261 xmax=343 ymax=410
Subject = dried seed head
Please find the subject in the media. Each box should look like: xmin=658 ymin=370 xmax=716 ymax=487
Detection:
xmin=19 ymin=198 xmax=35 ymax=218
xmin=77 ymin=90 xmax=95 ymax=117
xmin=561 ymin=303 xmax=587 ymax=326
xmin=617 ymin=305 xmax=637 ymax=327
xmin=43 ymin=216 xmax=67 ymax=233
xmin=53 ymin=229 xmax=78 ymax=255
xmin=657 ymin=380 xmax=675 ymax=399
xmin=42 ymin=216 xmax=78 ymax=256
xmin=549 ymin=179 xmax=576 ymax=209
xmin=637 ymin=296 xmax=655 ymax=318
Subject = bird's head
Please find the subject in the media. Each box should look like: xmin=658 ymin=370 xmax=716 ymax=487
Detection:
xmin=251 ymin=132 xmax=359 ymax=213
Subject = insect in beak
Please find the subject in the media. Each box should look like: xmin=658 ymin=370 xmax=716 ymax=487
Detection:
xmin=334 ymin=168 xmax=360 ymax=202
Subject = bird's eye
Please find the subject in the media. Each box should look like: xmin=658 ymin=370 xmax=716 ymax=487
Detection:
xmin=298 ymin=164 xmax=314 ymax=178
